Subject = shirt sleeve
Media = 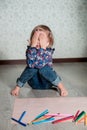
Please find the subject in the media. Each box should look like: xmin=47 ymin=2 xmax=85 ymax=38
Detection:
xmin=26 ymin=46 xmax=37 ymax=68
xmin=35 ymin=48 xmax=55 ymax=68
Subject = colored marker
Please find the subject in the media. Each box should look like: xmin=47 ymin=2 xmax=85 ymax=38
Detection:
xmin=33 ymin=115 xmax=55 ymax=123
xmin=45 ymin=113 xmax=73 ymax=117
xmin=45 ymin=114 xmax=59 ymax=117
xmin=73 ymin=110 xmax=80 ymax=121
xmin=34 ymin=109 xmax=49 ymax=120
xmin=32 ymin=117 xmax=55 ymax=125
xmin=76 ymin=116 xmax=85 ymax=124
xmin=32 ymin=115 xmax=51 ymax=122
xmin=84 ymin=115 xmax=87 ymax=126
xmin=19 ymin=111 xmax=26 ymax=121
xmin=75 ymin=111 xmax=86 ymax=122
xmin=27 ymin=109 xmax=49 ymax=125
xmin=76 ymin=115 xmax=87 ymax=125
xmin=11 ymin=111 xmax=27 ymax=127
xmin=11 ymin=117 xmax=27 ymax=126
xmin=52 ymin=115 xmax=74 ymax=124
xmin=57 ymin=113 xmax=73 ymax=117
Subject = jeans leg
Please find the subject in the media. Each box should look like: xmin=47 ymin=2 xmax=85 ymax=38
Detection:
xmin=28 ymin=71 xmax=52 ymax=89
xmin=17 ymin=66 xmax=37 ymax=87
xmin=28 ymin=71 xmax=44 ymax=89
xmin=39 ymin=65 xmax=61 ymax=86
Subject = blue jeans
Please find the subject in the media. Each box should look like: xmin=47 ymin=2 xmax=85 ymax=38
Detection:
xmin=16 ymin=65 xmax=61 ymax=89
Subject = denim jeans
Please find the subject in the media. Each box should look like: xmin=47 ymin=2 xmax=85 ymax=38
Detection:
xmin=16 ymin=65 xmax=61 ymax=89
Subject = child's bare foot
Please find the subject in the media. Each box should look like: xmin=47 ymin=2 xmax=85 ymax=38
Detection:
xmin=11 ymin=86 xmax=20 ymax=96
xmin=59 ymin=88 xmax=68 ymax=96
xmin=57 ymin=83 xmax=68 ymax=96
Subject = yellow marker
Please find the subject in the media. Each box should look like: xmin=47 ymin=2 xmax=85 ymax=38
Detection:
xmin=84 ymin=114 xmax=87 ymax=126
xmin=28 ymin=115 xmax=53 ymax=125
xmin=32 ymin=116 xmax=48 ymax=122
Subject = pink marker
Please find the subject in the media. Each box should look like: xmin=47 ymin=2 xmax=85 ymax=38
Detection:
xmin=46 ymin=113 xmax=72 ymax=117
xmin=57 ymin=113 xmax=73 ymax=117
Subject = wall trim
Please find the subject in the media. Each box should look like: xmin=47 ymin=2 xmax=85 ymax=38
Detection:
xmin=0 ymin=57 xmax=87 ymax=65
xmin=53 ymin=57 xmax=87 ymax=63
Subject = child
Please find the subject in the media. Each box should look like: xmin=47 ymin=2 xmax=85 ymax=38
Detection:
xmin=11 ymin=25 xmax=68 ymax=96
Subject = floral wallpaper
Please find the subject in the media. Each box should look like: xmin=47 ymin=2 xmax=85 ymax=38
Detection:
xmin=0 ymin=0 xmax=87 ymax=59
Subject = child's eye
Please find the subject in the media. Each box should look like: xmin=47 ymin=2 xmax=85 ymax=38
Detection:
xmin=35 ymin=29 xmax=38 ymax=31
xmin=39 ymin=29 xmax=43 ymax=31
xmin=35 ymin=28 xmax=43 ymax=32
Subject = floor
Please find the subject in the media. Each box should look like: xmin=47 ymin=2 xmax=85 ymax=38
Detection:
xmin=0 ymin=62 xmax=87 ymax=130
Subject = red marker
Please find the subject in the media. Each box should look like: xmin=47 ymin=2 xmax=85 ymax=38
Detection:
xmin=73 ymin=110 xmax=80 ymax=121
xmin=52 ymin=115 xmax=74 ymax=124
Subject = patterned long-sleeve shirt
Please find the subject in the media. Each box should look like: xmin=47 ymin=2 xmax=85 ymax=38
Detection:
xmin=26 ymin=46 xmax=55 ymax=68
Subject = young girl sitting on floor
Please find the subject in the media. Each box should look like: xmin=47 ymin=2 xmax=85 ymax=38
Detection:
xmin=11 ymin=25 xmax=68 ymax=96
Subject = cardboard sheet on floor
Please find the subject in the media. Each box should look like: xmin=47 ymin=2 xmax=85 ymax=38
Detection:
xmin=12 ymin=97 xmax=87 ymax=124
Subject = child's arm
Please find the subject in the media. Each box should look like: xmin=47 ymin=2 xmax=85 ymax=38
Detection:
xmin=35 ymin=48 xmax=55 ymax=68
xmin=26 ymin=46 xmax=37 ymax=68
xmin=30 ymin=31 xmax=40 ymax=47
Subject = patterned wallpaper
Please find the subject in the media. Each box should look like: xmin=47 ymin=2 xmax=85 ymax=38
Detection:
xmin=0 ymin=0 xmax=87 ymax=59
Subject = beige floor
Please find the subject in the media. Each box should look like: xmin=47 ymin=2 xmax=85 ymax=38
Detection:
xmin=0 ymin=63 xmax=87 ymax=130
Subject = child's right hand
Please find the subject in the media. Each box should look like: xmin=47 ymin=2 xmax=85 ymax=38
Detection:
xmin=31 ymin=32 xmax=40 ymax=47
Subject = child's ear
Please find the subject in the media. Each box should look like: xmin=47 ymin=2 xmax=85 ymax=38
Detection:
xmin=27 ymin=39 xmax=29 ymax=42
xmin=27 ymin=39 xmax=31 ymax=45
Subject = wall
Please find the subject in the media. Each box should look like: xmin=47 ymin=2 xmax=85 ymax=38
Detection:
xmin=0 ymin=0 xmax=87 ymax=60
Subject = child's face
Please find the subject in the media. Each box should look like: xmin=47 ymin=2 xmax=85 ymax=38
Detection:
xmin=35 ymin=27 xmax=44 ymax=32
xmin=34 ymin=27 xmax=49 ymax=48
xmin=35 ymin=27 xmax=49 ymax=38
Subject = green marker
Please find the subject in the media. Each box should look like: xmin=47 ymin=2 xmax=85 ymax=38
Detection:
xmin=75 ymin=111 xmax=86 ymax=122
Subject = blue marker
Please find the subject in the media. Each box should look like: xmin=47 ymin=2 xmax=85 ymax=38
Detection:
xmin=33 ymin=109 xmax=49 ymax=121
xmin=11 ymin=111 xmax=27 ymax=127
xmin=32 ymin=117 xmax=55 ymax=125
xmin=11 ymin=117 xmax=27 ymax=126
xmin=27 ymin=109 xmax=49 ymax=125
xmin=19 ymin=111 xmax=26 ymax=121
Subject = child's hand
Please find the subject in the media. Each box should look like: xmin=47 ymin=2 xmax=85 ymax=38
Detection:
xmin=31 ymin=32 xmax=40 ymax=47
xmin=11 ymin=86 xmax=20 ymax=96
xmin=39 ymin=33 xmax=49 ymax=49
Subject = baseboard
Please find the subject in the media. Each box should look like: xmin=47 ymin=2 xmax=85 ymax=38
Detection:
xmin=53 ymin=57 xmax=87 ymax=63
xmin=0 ymin=57 xmax=87 ymax=65
xmin=0 ymin=59 xmax=26 ymax=65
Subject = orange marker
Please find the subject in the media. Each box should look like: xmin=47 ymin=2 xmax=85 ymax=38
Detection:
xmin=84 ymin=114 xmax=87 ymax=126
xmin=76 ymin=116 xmax=85 ymax=125
xmin=32 ymin=115 xmax=54 ymax=122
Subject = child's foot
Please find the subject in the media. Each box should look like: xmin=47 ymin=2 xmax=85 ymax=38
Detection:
xmin=57 ymin=83 xmax=68 ymax=96
xmin=59 ymin=87 xmax=68 ymax=96
xmin=11 ymin=86 xmax=20 ymax=96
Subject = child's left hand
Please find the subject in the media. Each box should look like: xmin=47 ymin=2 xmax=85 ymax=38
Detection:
xmin=39 ymin=33 xmax=49 ymax=49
